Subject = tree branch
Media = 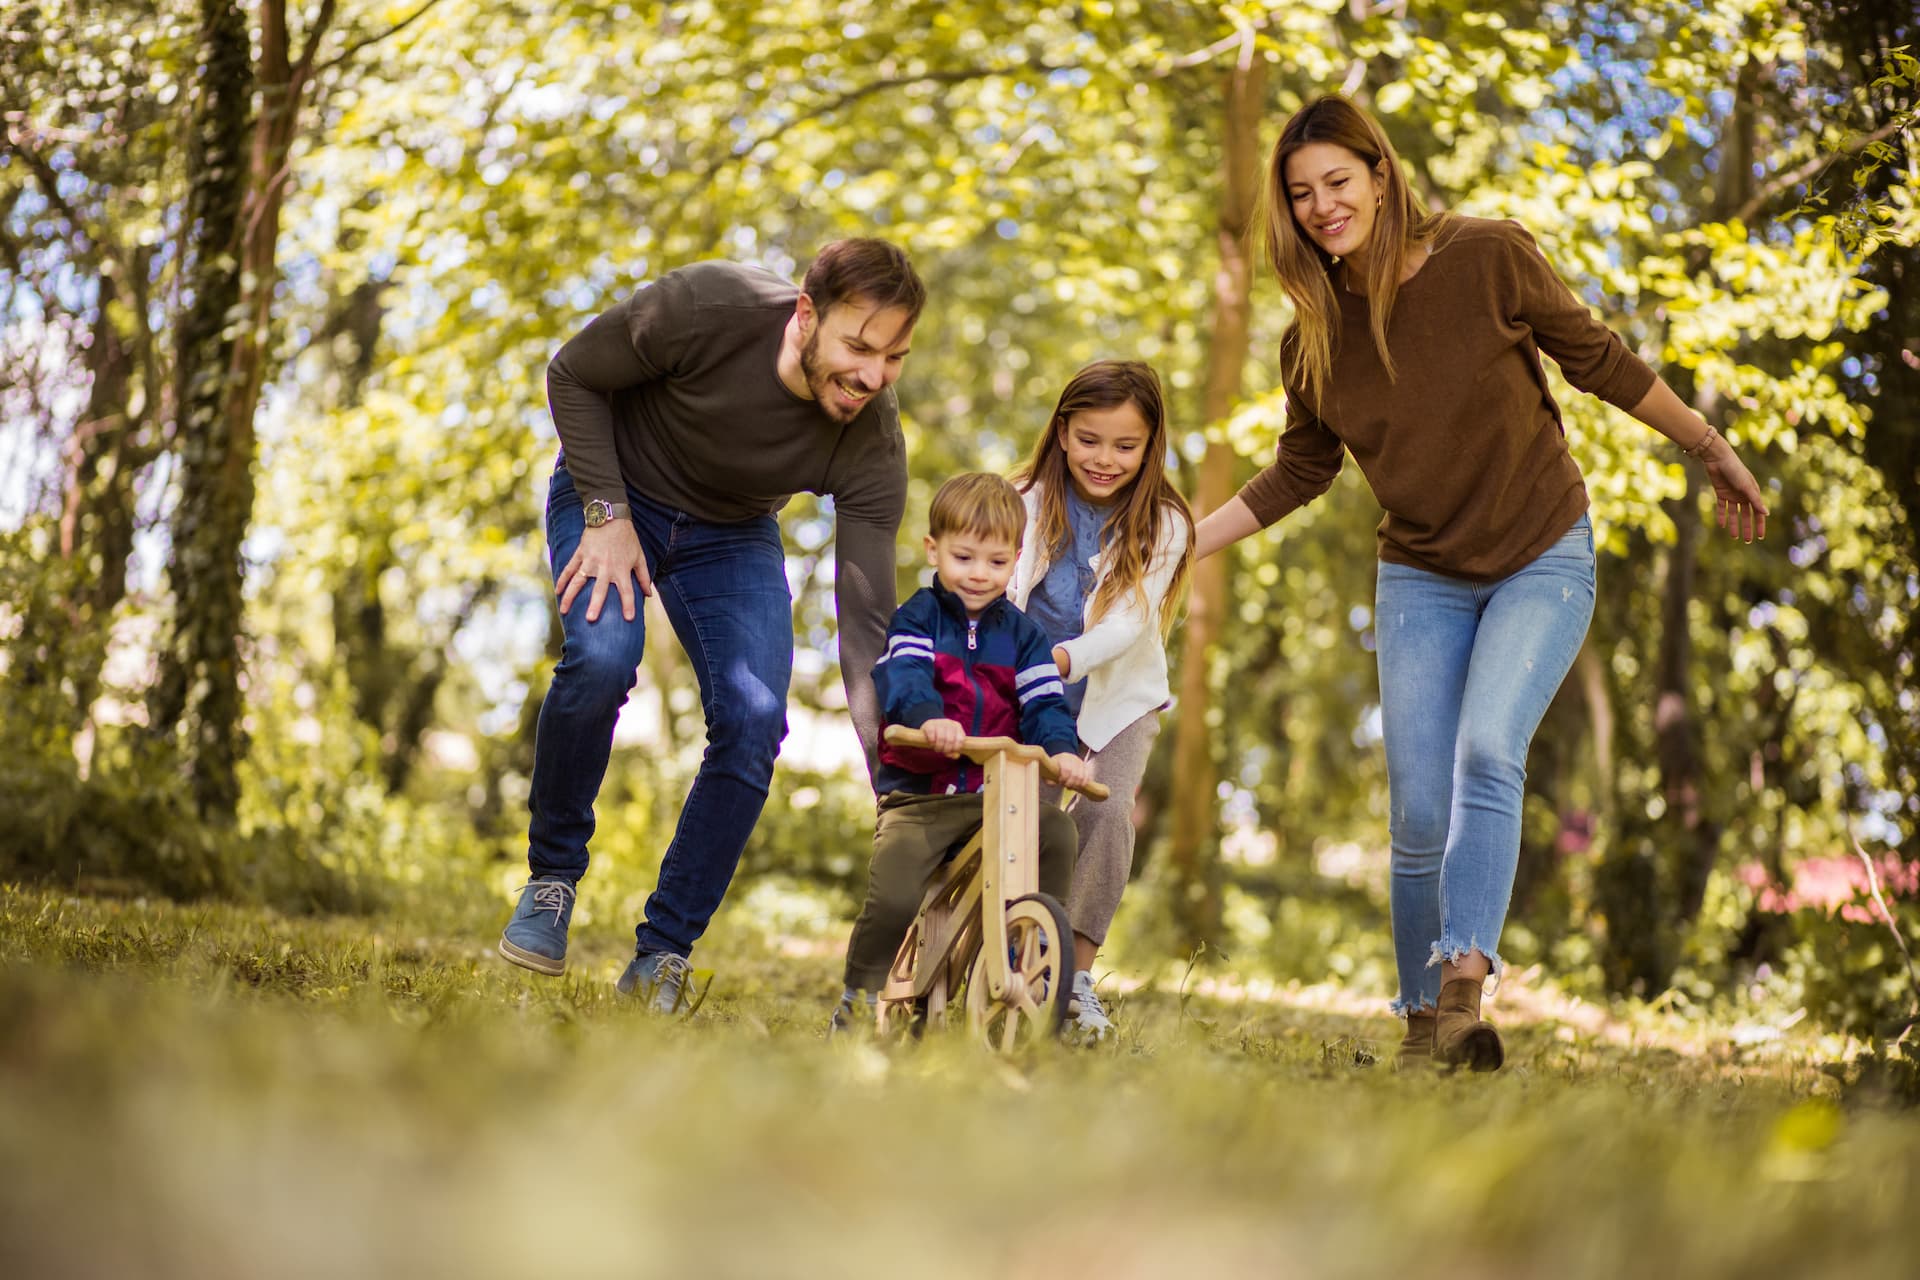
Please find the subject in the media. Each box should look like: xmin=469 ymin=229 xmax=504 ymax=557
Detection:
xmin=696 ymin=64 xmax=1064 ymax=186
xmin=317 ymin=0 xmax=447 ymax=75
xmin=1850 ymin=822 xmax=1920 ymax=1030
xmin=1733 ymin=116 xmax=1909 ymax=226
xmin=1166 ymin=30 xmax=1247 ymax=71
xmin=5 ymin=123 xmax=104 ymax=262
xmin=1161 ymin=10 xmax=1273 ymax=74
xmin=292 ymin=0 xmax=340 ymax=90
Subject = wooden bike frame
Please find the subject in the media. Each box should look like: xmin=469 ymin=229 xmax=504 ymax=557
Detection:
xmin=876 ymin=728 xmax=1108 ymax=1032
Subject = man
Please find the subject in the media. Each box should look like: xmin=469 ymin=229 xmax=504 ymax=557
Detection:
xmin=498 ymin=239 xmax=924 ymax=1011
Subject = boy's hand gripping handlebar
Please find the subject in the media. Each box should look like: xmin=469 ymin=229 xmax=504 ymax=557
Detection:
xmin=883 ymin=725 xmax=1111 ymax=800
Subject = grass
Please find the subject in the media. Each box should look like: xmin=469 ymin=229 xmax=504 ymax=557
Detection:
xmin=1 ymin=878 xmax=1915 ymax=1279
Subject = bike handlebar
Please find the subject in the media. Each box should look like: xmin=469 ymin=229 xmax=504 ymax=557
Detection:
xmin=883 ymin=726 xmax=1112 ymax=800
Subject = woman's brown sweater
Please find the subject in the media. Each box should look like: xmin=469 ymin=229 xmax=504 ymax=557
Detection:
xmin=1237 ymin=217 xmax=1658 ymax=581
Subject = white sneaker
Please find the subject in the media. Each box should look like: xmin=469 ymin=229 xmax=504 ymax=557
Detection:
xmin=1066 ymin=970 xmax=1114 ymax=1043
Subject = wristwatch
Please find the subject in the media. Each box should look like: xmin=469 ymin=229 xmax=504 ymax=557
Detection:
xmin=583 ymin=498 xmax=630 ymax=528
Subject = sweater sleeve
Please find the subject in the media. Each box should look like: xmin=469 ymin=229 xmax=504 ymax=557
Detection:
xmin=545 ymin=271 xmax=694 ymax=509
xmin=1012 ymin=616 xmax=1081 ymax=758
xmin=827 ymin=390 xmax=908 ymax=782
xmin=836 ymin=517 xmax=902 ymax=782
xmin=1500 ymin=222 xmax=1658 ymax=412
xmin=1234 ymin=387 xmax=1347 ymax=528
xmin=1058 ymin=507 xmax=1189 ymax=678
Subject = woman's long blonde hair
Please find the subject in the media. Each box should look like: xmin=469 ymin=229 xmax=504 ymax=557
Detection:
xmin=1263 ymin=95 xmax=1451 ymax=409
xmin=1013 ymin=360 xmax=1194 ymax=640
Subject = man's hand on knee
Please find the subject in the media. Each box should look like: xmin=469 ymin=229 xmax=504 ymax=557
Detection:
xmin=559 ymin=522 xmax=651 ymax=622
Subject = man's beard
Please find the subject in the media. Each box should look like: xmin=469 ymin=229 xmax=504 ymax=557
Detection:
xmin=799 ymin=328 xmax=873 ymax=424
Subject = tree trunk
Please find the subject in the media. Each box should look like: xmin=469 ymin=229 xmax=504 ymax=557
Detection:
xmin=149 ymin=0 xmax=254 ymax=821
xmin=1166 ymin=50 xmax=1267 ymax=950
xmin=1656 ymin=469 xmax=1725 ymax=928
xmin=1593 ymin=46 xmax=1760 ymax=991
xmin=13 ymin=260 xmax=151 ymax=753
xmin=58 ymin=265 xmax=148 ymax=731
xmin=1651 ymin=45 xmax=1760 ymax=936
xmin=151 ymin=0 xmax=335 ymax=821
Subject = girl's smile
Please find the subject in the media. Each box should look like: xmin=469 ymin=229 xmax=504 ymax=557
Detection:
xmin=1062 ymin=402 xmax=1150 ymax=503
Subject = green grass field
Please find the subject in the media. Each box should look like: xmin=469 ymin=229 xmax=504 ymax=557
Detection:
xmin=2 ymin=879 xmax=1914 ymax=1279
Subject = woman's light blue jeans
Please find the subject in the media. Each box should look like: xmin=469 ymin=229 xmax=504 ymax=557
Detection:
xmin=1375 ymin=513 xmax=1595 ymax=1016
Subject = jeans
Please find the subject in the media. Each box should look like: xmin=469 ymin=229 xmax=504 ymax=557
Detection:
xmin=1375 ymin=513 xmax=1594 ymax=1015
xmin=527 ymin=465 xmax=792 ymax=957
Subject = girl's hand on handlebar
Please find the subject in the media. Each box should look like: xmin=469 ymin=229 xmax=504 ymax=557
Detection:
xmin=1051 ymin=753 xmax=1092 ymax=791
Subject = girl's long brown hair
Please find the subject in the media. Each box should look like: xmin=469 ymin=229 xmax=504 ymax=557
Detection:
xmin=1262 ymin=95 xmax=1452 ymax=409
xmin=1012 ymin=360 xmax=1194 ymax=639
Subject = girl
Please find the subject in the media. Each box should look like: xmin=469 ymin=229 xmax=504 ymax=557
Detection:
xmin=1195 ymin=95 xmax=1768 ymax=1070
xmin=1011 ymin=360 xmax=1195 ymax=1043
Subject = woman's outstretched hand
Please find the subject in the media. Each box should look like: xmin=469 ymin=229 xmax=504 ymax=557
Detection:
xmin=1701 ymin=437 xmax=1769 ymax=543
xmin=1630 ymin=383 xmax=1770 ymax=544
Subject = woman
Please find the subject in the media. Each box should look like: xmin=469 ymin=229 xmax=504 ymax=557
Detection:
xmin=1195 ymin=95 xmax=1767 ymax=1071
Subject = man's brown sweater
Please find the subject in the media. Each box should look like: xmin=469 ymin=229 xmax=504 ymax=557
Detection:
xmin=543 ymin=261 xmax=906 ymax=766
xmin=1237 ymin=217 xmax=1658 ymax=581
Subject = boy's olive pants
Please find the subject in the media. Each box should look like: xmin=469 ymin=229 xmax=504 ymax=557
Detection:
xmin=842 ymin=791 xmax=1076 ymax=991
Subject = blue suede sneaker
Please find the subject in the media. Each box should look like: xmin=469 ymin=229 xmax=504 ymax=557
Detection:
xmin=616 ymin=947 xmax=702 ymax=1014
xmin=498 ymin=877 xmax=576 ymax=976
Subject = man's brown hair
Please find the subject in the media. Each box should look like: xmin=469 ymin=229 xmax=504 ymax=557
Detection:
xmin=803 ymin=238 xmax=927 ymax=324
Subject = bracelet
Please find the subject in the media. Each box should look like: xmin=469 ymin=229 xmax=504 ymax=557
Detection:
xmin=1684 ymin=425 xmax=1719 ymax=460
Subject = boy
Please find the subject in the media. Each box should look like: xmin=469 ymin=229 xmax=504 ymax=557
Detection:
xmin=833 ymin=473 xmax=1091 ymax=1028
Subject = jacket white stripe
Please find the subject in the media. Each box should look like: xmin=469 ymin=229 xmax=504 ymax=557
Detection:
xmin=1019 ymin=678 xmax=1066 ymax=703
xmin=882 ymin=635 xmax=935 ymax=663
xmin=1015 ymin=661 xmax=1062 ymax=693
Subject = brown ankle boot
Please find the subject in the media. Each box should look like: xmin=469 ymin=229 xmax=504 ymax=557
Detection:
xmin=1434 ymin=977 xmax=1504 ymax=1071
xmin=1396 ymin=1010 xmax=1436 ymax=1069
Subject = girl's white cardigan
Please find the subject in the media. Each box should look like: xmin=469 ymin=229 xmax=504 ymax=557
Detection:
xmin=1009 ymin=486 xmax=1187 ymax=752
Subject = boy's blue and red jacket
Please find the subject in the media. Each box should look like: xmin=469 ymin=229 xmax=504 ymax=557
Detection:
xmin=872 ymin=580 xmax=1079 ymax=796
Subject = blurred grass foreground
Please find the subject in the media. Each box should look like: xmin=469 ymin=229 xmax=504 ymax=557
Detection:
xmin=1 ymin=879 xmax=1916 ymax=1280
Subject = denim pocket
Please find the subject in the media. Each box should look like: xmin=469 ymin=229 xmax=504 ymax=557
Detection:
xmin=1572 ymin=511 xmax=1594 ymax=555
xmin=1527 ymin=513 xmax=1596 ymax=582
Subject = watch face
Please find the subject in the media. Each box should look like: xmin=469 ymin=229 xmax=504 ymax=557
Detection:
xmin=584 ymin=499 xmax=608 ymax=527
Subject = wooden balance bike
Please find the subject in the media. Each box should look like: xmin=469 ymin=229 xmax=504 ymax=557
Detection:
xmin=874 ymin=725 xmax=1110 ymax=1050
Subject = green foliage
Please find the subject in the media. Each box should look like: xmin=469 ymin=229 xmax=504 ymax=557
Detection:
xmin=1783 ymin=891 xmax=1920 ymax=1046
xmin=0 ymin=739 xmax=377 ymax=914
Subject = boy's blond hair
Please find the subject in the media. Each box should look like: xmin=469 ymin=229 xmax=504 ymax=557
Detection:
xmin=927 ymin=472 xmax=1026 ymax=546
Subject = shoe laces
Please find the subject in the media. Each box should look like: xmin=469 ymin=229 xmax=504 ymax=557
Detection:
xmin=1074 ymin=980 xmax=1109 ymax=1023
xmin=524 ymin=879 xmax=575 ymax=924
xmin=649 ymin=950 xmax=692 ymax=993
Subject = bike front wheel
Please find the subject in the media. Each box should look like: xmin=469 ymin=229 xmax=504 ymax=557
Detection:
xmin=964 ymin=892 xmax=1073 ymax=1052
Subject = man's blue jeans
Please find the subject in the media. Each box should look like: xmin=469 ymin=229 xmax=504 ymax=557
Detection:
xmin=1375 ymin=514 xmax=1595 ymax=1016
xmin=528 ymin=464 xmax=792 ymax=957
